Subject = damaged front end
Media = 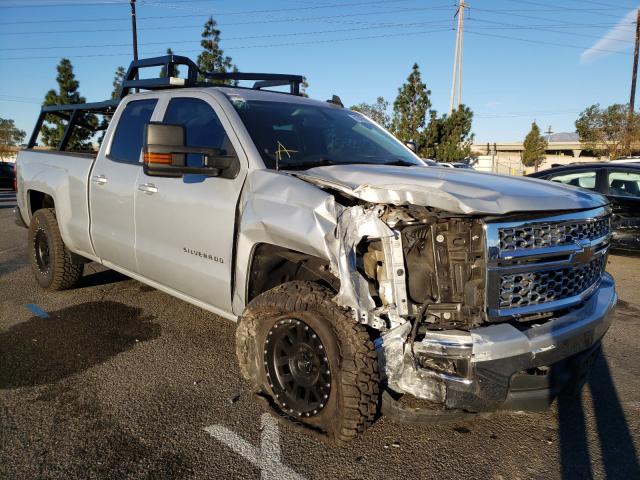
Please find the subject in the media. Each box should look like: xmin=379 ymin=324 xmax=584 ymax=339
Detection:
xmin=329 ymin=204 xmax=487 ymax=404
xmin=326 ymin=199 xmax=616 ymax=416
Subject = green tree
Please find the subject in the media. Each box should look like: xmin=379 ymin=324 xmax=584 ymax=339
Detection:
xmin=160 ymin=48 xmax=180 ymax=78
xmin=0 ymin=117 xmax=25 ymax=159
xmin=435 ymin=105 xmax=474 ymax=162
xmin=420 ymin=110 xmax=441 ymax=158
xmin=41 ymin=58 xmax=96 ymax=150
xmin=420 ymin=106 xmax=474 ymax=161
xmin=299 ymin=76 xmax=309 ymax=98
xmin=575 ymin=103 xmax=638 ymax=159
xmin=350 ymin=97 xmax=391 ymax=129
xmin=197 ymin=16 xmax=236 ymax=83
xmin=391 ymin=63 xmax=431 ymax=144
xmin=521 ymin=121 xmax=547 ymax=171
xmin=111 ymin=65 xmax=126 ymax=99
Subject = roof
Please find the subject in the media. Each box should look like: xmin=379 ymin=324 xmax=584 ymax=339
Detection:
xmin=215 ymin=86 xmax=338 ymax=108
xmin=529 ymin=162 xmax=640 ymax=177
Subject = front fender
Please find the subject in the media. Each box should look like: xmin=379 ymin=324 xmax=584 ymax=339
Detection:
xmin=232 ymin=170 xmax=340 ymax=315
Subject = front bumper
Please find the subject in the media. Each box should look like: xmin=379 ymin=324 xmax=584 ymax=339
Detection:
xmin=377 ymin=273 xmax=617 ymax=413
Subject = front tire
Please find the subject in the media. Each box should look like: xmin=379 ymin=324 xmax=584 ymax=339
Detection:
xmin=28 ymin=208 xmax=83 ymax=290
xmin=236 ymin=281 xmax=379 ymax=445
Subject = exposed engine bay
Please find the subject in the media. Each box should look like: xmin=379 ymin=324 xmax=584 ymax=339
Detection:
xmin=333 ymin=204 xmax=487 ymax=334
xmin=363 ymin=206 xmax=486 ymax=331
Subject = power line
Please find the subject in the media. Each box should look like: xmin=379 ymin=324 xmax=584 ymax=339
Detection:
xmin=0 ymin=20 xmax=451 ymax=52
xmin=0 ymin=4 xmax=625 ymax=25
xmin=0 ymin=0 xmax=128 ymax=8
xmin=505 ymin=0 xmax=627 ymax=19
xmin=0 ymin=5 xmax=453 ymax=35
xmin=467 ymin=17 xmax=635 ymax=45
xmin=466 ymin=29 xmax=628 ymax=55
xmin=0 ymin=18 xmax=629 ymax=51
xmin=139 ymin=0 xmax=416 ymax=17
xmin=0 ymin=27 xmax=454 ymax=61
xmin=470 ymin=5 xmax=631 ymax=26
xmin=564 ymin=0 xmax=638 ymax=9
xmin=0 ymin=0 xmax=418 ymax=12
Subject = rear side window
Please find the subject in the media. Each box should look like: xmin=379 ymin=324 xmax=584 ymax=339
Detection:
xmin=109 ymin=99 xmax=157 ymax=164
xmin=608 ymin=170 xmax=640 ymax=198
xmin=548 ymin=170 xmax=597 ymax=190
xmin=163 ymin=97 xmax=235 ymax=167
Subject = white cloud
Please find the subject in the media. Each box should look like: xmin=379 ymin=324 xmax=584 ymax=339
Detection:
xmin=581 ymin=9 xmax=637 ymax=63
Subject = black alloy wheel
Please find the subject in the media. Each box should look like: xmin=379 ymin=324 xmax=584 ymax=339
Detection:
xmin=33 ymin=228 xmax=50 ymax=274
xmin=264 ymin=318 xmax=331 ymax=417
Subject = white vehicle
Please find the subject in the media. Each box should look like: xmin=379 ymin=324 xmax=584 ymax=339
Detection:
xmin=15 ymin=55 xmax=616 ymax=444
xmin=611 ymin=157 xmax=640 ymax=164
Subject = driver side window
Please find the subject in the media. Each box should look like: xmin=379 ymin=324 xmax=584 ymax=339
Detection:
xmin=163 ymin=97 xmax=235 ymax=167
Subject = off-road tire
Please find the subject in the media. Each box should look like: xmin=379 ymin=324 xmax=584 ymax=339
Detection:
xmin=28 ymin=208 xmax=83 ymax=290
xmin=236 ymin=281 xmax=379 ymax=445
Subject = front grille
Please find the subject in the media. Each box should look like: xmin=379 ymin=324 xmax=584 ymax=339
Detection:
xmin=499 ymin=255 xmax=606 ymax=309
xmin=486 ymin=207 xmax=611 ymax=319
xmin=499 ymin=217 xmax=609 ymax=251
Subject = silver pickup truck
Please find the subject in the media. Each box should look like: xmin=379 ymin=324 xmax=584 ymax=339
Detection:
xmin=15 ymin=56 xmax=616 ymax=444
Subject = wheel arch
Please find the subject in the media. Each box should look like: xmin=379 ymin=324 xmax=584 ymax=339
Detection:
xmin=28 ymin=189 xmax=56 ymax=217
xmin=244 ymin=243 xmax=340 ymax=305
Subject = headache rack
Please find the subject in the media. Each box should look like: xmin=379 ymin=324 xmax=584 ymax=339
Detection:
xmin=27 ymin=54 xmax=305 ymax=150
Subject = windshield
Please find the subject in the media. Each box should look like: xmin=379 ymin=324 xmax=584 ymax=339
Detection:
xmin=230 ymin=98 xmax=424 ymax=170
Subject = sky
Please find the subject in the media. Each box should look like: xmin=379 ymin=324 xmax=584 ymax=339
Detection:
xmin=0 ymin=0 xmax=637 ymax=143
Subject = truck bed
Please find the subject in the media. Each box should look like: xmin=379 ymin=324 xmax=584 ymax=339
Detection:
xmin=17 ymin=149 xmax=96 ymax=259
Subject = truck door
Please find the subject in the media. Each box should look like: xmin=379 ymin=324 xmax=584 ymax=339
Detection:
xmin=89 ymin=98 xmax=159 ymax=272
xmin=134 ymin=94 xmax=247 ymax=312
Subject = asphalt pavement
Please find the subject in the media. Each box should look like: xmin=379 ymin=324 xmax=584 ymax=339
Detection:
xmin=1 ymin=187 xmax=639 ymax=479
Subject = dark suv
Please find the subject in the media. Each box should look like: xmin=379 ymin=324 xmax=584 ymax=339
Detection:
xmin=0 ymin=162 xmax=16 ymax=190
xmin=529 ymin=162 xmax=640 ymax=250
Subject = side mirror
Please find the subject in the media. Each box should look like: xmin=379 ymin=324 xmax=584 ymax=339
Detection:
xmin=143 ymin=122 xmax=238 ymax=177
xmin=404 ymin=141 xmax=417 ymax=153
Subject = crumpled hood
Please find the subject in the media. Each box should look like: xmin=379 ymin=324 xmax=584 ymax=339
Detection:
xmin=292 ymin=164 xmax=608 ymax=215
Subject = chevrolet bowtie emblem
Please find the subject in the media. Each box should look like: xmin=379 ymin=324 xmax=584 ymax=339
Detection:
xmin=574 ymin=244 xmax=595 ymax=263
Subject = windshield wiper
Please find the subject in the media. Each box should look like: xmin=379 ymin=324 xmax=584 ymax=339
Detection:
xmin=378 ymin=159 xmax=420 ymax=167
xmin=277 ymin=157 xmax=341 ymax=170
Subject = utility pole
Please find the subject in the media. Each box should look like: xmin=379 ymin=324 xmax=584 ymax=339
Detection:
xmin=542 ymin=126 xmax=553 ymax=172
xmin=130 ymin=0 xmax=139 ymax=91
xmin=130 ymin=0 xmax=139 ymax=63
xmin=627 ymin=9 xmax=640 ymax=156
xmin=449 ymin=0 xmax=466 ymax=114
xmin=630 ymin=9 xmax=640 ymax=114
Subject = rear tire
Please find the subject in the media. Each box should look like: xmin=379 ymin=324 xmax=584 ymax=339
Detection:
xmin=28 ymin=208 xmax=83 ymax=290
xmin=236 ymin=281 xmax=379 ymax=445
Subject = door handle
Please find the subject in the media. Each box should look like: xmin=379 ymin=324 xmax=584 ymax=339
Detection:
xmin=91 ymin=174 xmax=108 ymax=185
xmin=138 ymin=183 xmax=158 ymax=195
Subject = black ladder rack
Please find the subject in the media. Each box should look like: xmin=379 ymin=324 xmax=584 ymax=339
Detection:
xmin=28 ymin=54 xmax=304 ymax=150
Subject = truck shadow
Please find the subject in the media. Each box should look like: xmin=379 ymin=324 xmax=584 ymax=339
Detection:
xmin=557 ymin=351 xmax=640 ymax=479
xmin=0 ymin=301 xmax=160 ymax=389
xmin=78 ymin=268 xmax=129 ymax=289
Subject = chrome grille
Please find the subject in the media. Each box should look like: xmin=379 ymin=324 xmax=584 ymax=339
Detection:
xmin=499 ymin=217 xmax=609 ymax=251
xmin=485 ymin=206 xmax=611 ymax=320
xmin=499 ymin=255 xmax=606 ymax=309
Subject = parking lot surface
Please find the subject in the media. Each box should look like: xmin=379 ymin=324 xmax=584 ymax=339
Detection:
xmin=1 ymin=187 xmax=639 ymax=479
